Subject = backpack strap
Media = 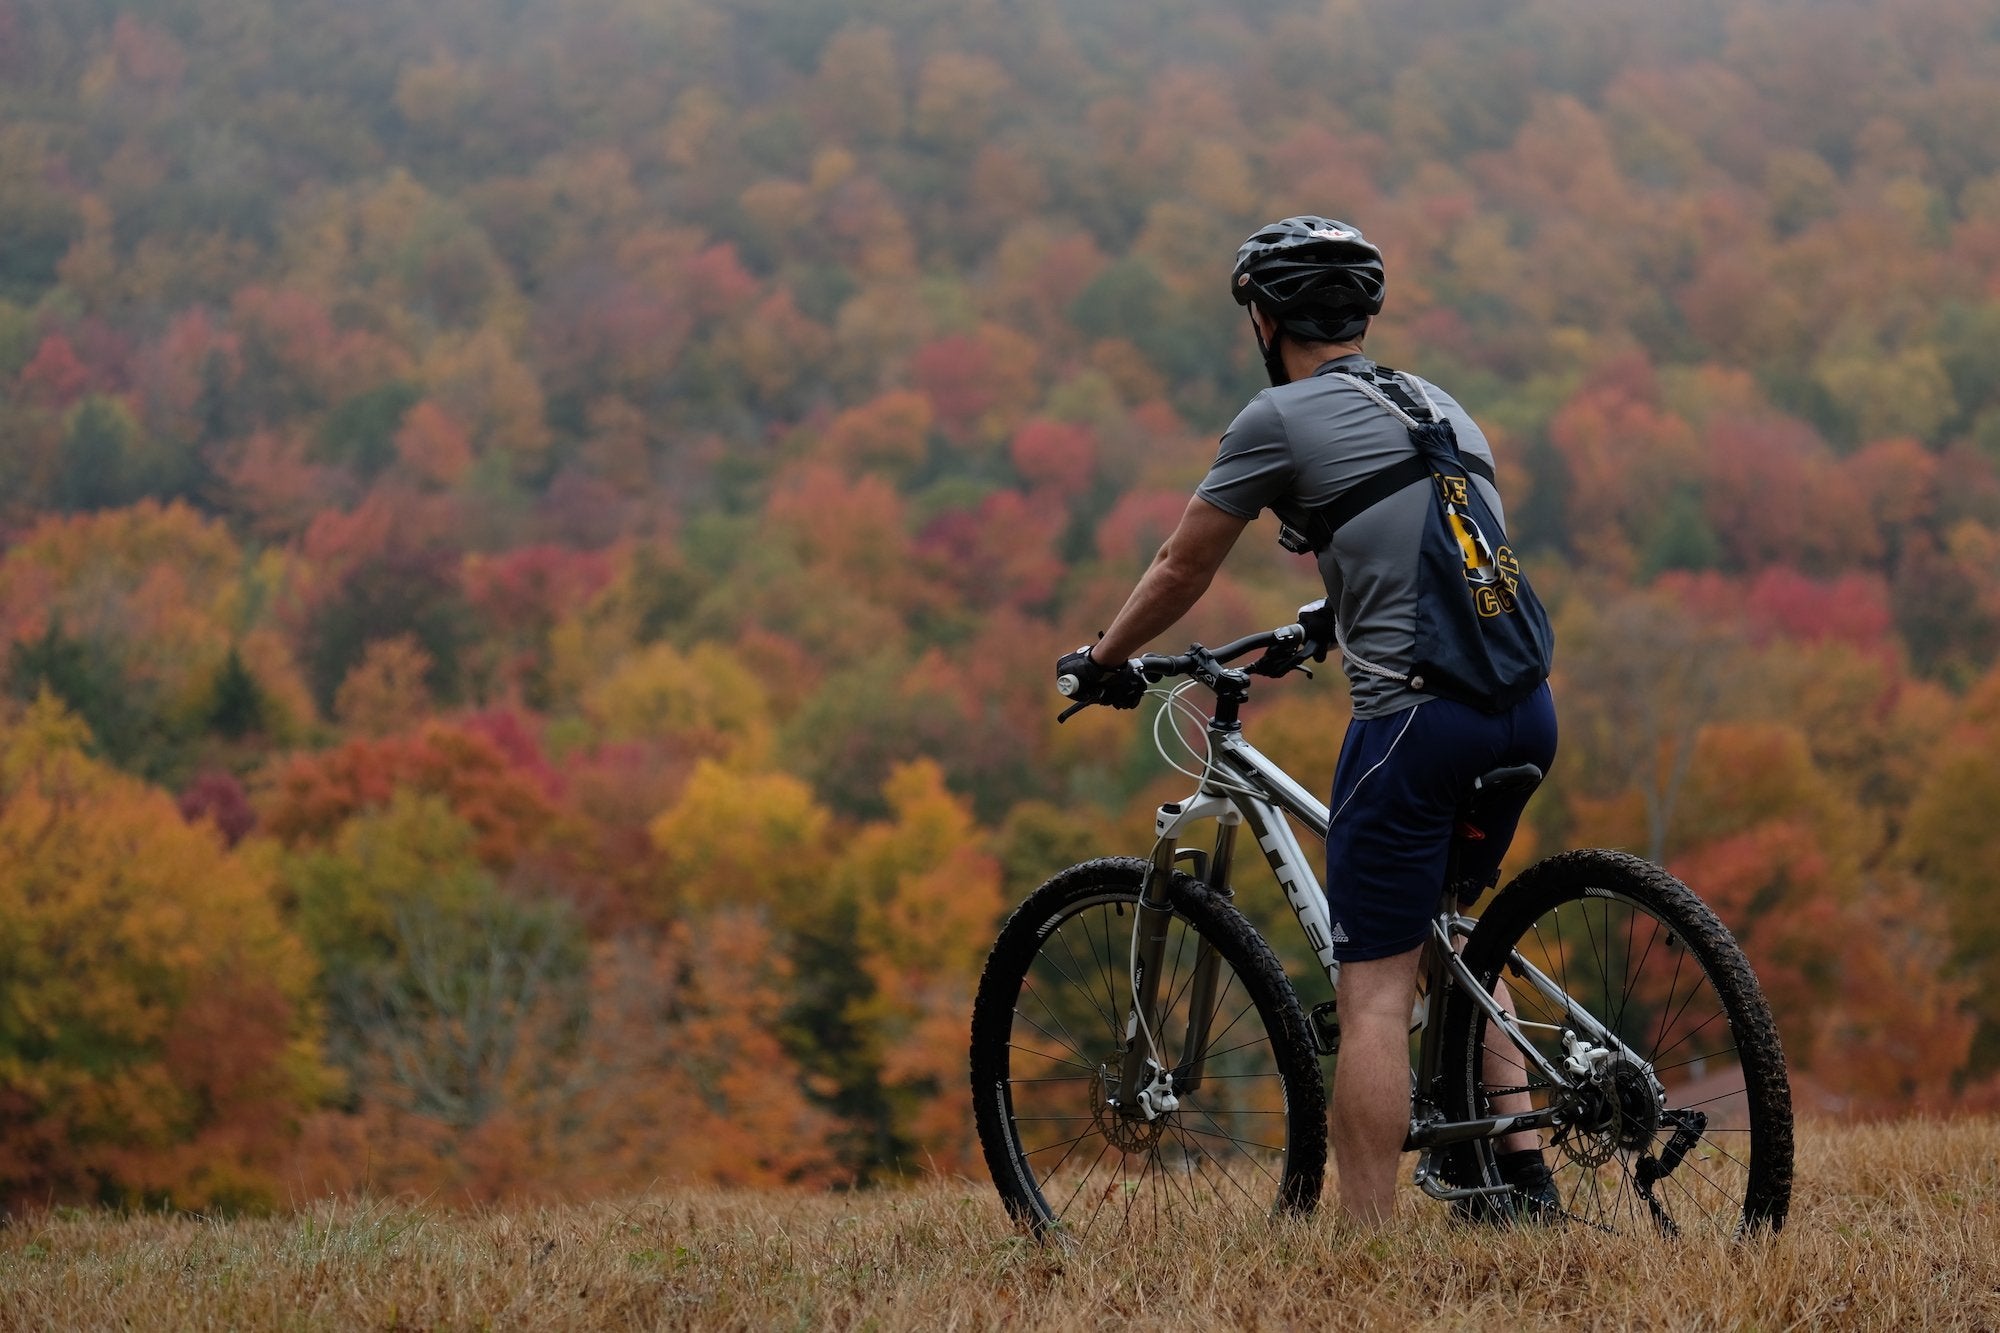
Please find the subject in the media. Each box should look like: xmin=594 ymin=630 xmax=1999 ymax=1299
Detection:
xmin=1365 ymin=367 xmax=1437 ymax=423
xmin=1313 ymin=362 xmax=1444 ymax=423
xmin=1291 ymin=372 xmax=1494 ymax=550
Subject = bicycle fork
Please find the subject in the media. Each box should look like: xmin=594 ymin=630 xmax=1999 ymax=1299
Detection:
xmin=1113 ymin=813 xmax=1239 ymax=1119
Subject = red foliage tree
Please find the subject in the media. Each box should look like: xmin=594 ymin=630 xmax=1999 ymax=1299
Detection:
xmin=261 ymin=721 xmax=558 ymax=870
xmin=1009 ymin=417 xmax=1097 ymax=495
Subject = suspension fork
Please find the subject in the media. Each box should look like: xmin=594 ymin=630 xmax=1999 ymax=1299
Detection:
xmin=1115 ymin=815 xmax=1239 ymax=1109
xmin=1114 ymin=838 xmax=1184 ymax=1108
xmin=1174 ymin=819 xmax=1237 ymax=1094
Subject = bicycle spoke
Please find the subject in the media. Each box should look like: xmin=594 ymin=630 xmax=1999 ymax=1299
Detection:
xmin=1079 ymin=1146 xmax=1126 ymax=1239
xmin=1580 ymin=895 xmax=1605 ymax=1018
xmin=1177 ymin=1123 xmax=1272 ymax=1209
xmin=1197 ymin=1031 xmax=1275 ymax=1064
xmin=1648 ymin=964 xmax=1711 ymax=1066
xmin=1611 ymin=899 xmax=1645 ymax=1038
xmin=1005 ymin=1042 xmax=1096 ymax=1073
xmin=1011 ymin=1005 xmax=1091 ymax=1067
xmin=1048 ymin=924 xmax=1120 ymax=1039
xmin=1020 ymin=976 xmax=1094 ymax=1068
xmin=1053 ymin=1139 xmax=1115 ymax=1221
xmin=1649 ymin=1045 xmax=1738 ymax=1078
xmin=1174 ymin=1117 xmax=1286 ymax=1167
xmin=1118 ymin=1145 xmax=1156 ymax=1238
xmin=1647 ymin=944 xmax=1689 ymax=1063
xmin=1022 ymin=1127 xmax=1097 ymax=1160
xmin=1673 ymin=1087 xmax=1759 ymax=1114
xmin=1082 ymin=910 xmax=1126 ymax=1051
xmin=1648 ymin=1006 xmax=1728 ymax=1068
xmin=1645 ymin=1120 xmax=1749 ymax=1190
xmin=1191 ymin=989 xmax=1260 ymax=1059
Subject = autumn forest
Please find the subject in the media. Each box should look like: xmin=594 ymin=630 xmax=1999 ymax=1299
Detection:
xmin=2 ymin=0 xmax=1999 ymax=1212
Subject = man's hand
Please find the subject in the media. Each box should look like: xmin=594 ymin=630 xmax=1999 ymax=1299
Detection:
xmin=1297 ymin=597 xmax=1337 ymax=662
xmin=1247 ymin=599 xmax=1338 ymax=679
xmin=1055 ymin=643 xmax=1148 ymax=709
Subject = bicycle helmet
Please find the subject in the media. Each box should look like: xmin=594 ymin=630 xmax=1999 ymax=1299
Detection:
xmin=1231 ymin=217 xmax=1384 ymax=384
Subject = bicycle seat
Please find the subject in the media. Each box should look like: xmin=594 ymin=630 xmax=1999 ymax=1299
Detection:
xmin=1470 ymin=763 xmax=1543 ymax=798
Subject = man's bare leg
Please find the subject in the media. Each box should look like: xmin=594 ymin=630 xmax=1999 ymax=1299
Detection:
xmin=1331 ymin=945 xmax=1423 ymax=1223
xmin=1485 ymin=977 xmax=1540 ymax=1154
xmin=1452 ymin=929 xmax=1539 ymax=1155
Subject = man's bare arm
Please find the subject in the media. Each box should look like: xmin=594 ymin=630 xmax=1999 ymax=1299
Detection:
xmin=1090 ymin=496 xmax=1250 ymax=664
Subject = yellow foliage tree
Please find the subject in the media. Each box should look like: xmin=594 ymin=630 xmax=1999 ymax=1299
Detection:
xmin=582 ymin=640 xmax=773 ymax=759
xmin=1897 ymin=664 xmax=2000 ymax=1073
xmin=0 ymin=502 xmax=314 ymax=755
xmin=834 ymin=761 xmax=1003 ymax=1172
xmin=0 ymin=697 xmax=328 ymax=1211
xmin=647 ymin=759 xmax=833 ymax=923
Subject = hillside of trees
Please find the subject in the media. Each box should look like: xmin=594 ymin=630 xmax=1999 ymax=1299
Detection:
xmin=3 ymin=0 xmax=2000 ymax=1210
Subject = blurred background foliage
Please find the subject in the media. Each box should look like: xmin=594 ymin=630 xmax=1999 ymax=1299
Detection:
xmin=1 ymin=0 xmax=1999 ymax=1210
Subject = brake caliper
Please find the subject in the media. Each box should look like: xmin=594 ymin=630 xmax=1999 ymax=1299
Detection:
xmin=1562 ymin=1029 xmax=1613 ymax=1079
xmin=1134 ymin=1060 xmax=1180 ymax=1121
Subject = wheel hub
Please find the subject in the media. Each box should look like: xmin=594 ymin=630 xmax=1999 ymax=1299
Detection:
xmin=1093 ymin=1065 xmax=1167 ymax=1152
xmin=1561 ymin=1054 xmax=1664 ymax=1167
xmin=1602 ymin=1059 xmax=1664 ymax=1151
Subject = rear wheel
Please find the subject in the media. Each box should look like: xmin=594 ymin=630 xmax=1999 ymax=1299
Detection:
xmin=1439 ymin=850 xmax=1793 ymax=1236
xmin=970 ymin=858 xmax=1326 ymax=1241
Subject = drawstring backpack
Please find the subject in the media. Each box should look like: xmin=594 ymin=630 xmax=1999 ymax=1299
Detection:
xmin=1277 ymin=366 xmax=1554 ymax=714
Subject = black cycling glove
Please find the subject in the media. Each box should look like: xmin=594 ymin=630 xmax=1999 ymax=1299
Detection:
xmin=1246 ymin=600 xmax=1339 ymax=679
xmin=1055 ymin=641 xmax=1148 ymax=709
xmin=1296 ymin=598 xmax=1337 ymax=662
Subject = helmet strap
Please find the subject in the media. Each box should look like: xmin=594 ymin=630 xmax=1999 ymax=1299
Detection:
xmin=1251 ymin=310 xmax=1290 ymax=387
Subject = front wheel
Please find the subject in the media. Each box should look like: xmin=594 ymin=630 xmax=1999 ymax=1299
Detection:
xmin=970 ymin=858 xmax=1327 ymax=1241
xmin=1439 ymin=849 xmax=1794 ymax=1237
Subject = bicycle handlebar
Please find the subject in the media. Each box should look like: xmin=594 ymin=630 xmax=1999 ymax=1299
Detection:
xmin=1055 ymin=621 xmax=1314 ymax=719
xmin=1135 ymin=623 xmax=1306 ymax=682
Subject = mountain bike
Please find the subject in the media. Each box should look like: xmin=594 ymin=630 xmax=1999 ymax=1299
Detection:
xmin=969 ymin=620 xmax=1793 ymax=1241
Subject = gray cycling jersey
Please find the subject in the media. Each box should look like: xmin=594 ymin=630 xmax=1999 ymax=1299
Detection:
xmin=1195 ymin=353 xmax=1504 ymax=718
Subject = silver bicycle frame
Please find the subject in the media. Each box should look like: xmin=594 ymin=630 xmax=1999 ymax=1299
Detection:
xmin=1121 ymin=718 xmax=1578 ymax=1186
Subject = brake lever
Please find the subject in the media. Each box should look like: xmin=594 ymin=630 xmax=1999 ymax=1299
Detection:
xmin=1057 ymin=699 xmax=1091 ymax=723
xmin=1245 ymin=645 xmax=1314 ymax=679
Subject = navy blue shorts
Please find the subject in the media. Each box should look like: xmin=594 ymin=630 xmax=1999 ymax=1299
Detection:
xmin=1324 ymin=683 xmax=1557 ymax=963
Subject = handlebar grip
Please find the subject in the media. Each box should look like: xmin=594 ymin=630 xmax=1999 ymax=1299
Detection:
xmin=1056 ymin=673 xmax=1081 ymax=697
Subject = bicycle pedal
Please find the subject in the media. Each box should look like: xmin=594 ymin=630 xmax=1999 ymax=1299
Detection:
xmin=1310 ymin=1000 xmax=1340 ymax=1055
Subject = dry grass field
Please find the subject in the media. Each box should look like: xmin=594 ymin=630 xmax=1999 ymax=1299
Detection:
xmin=1 ymin=1118 xmax=1995 ymax=1331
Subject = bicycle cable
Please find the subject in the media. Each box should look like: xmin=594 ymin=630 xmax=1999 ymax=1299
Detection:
xmin=1148 ymin=681 xmax=1267 ymax=802
xmin=1123 ymin=682 xmax=1269 ymax=1082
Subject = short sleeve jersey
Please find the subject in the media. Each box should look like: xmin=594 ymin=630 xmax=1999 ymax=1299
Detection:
xmin=1195 ymin=354 xmax=1505 ymax=718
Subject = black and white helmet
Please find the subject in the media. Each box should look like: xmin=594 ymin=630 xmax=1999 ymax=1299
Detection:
xmin=1230 ymin=216 xmax=1384 ymax=343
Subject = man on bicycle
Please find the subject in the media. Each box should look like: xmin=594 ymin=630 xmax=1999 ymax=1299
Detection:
xmin=1055 ymin=216 xmax=1558 ymax=1222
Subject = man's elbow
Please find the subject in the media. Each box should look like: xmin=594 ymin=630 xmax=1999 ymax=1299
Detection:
xmin=1157 ymin=551 xmax=1219 ymax=598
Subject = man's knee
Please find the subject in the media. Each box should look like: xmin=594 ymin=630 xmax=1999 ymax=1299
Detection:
xmin=1336 ymin=944 xmax=1422 ymax=1023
